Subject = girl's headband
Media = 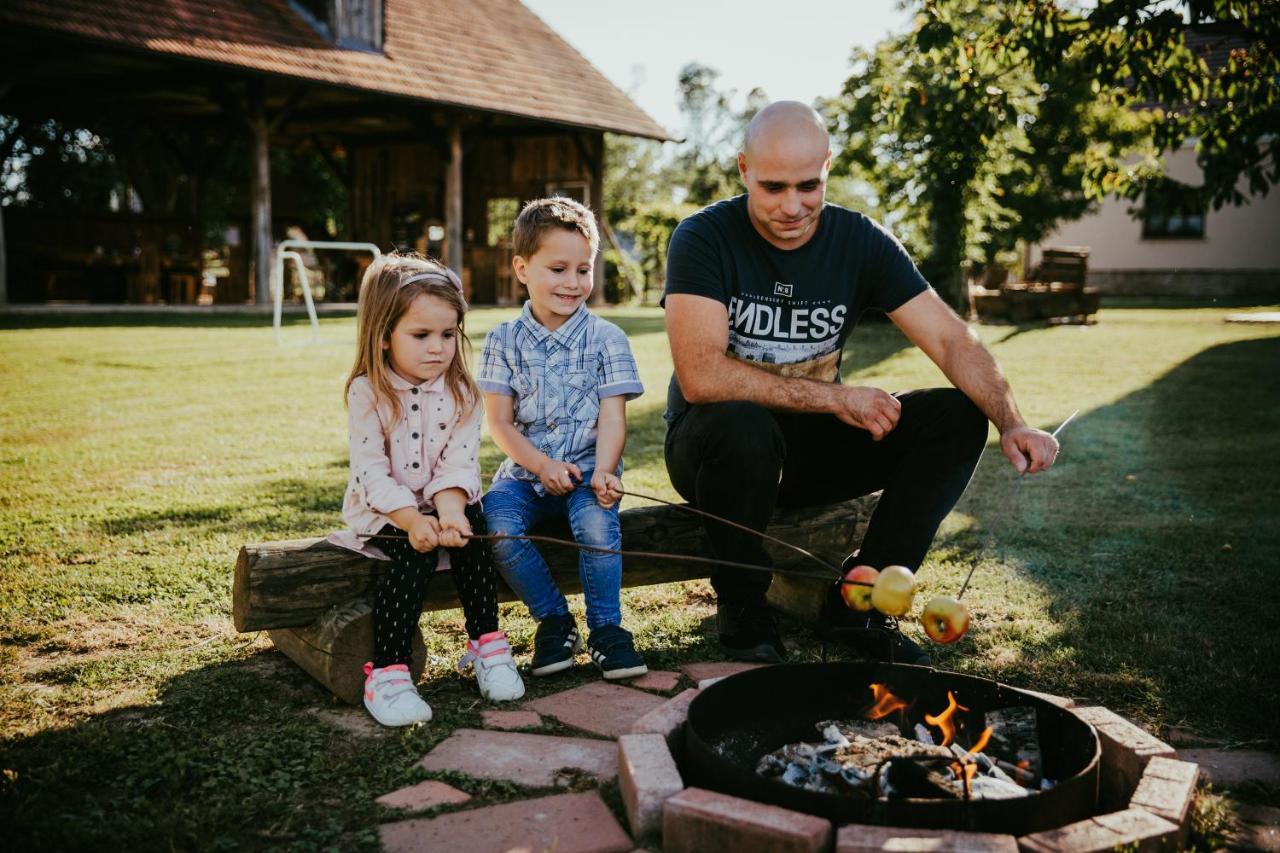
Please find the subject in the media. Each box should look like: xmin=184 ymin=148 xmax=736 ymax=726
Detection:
xmin=400 ymin=268 xmax=463 ymax=293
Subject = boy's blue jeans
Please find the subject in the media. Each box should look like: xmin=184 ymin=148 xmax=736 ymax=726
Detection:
xmin=483 ymin=472 xmax=622 ymax=631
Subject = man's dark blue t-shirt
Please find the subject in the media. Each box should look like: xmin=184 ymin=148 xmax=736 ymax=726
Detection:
xmin=661 ymin=195 xmax=931 ymax=419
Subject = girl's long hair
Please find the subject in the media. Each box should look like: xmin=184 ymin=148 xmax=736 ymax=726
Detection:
xmin=345 ymin=252 xmax=479 ymax=422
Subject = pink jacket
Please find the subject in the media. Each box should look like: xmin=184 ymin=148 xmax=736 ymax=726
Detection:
xmin=327 ymin=371 xmax=481 ymax=561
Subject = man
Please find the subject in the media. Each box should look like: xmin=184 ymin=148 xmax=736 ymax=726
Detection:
xmin=662 ymin=101 xmax=1059 ymax=665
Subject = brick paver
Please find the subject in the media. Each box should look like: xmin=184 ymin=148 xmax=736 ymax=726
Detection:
xmin=1129 ymin=756 xmax=1199 ymax=833
xmin=618 ymin=733 xmax=684 ymax=844
xmin=663 ymin=787 xmax=832 ymax=853
xmin=417 ymin=728 xmax=617 ymax=787
xmin=630 ymin=687 xmax=700 ymax=760
xmin=1018 ymin=807 xmax=1179 ymax=852
xmin=379 ymin=790 xmax=632 ymax=853
xmin=480 ymin=709 xmax=542 ymax=730
xmin=376 ymin=780 xmax=471 ymax=811
xmin=630 ymin=670 xmax=682 ymax=693
xmin=527 ymin=681 xmax=667 ymax=738
xmin=1177 ymin=748 xmax=1280 ymax=789
xmin=838 ymin=824 xmax=1017 ymax=852
xmin=679 ymin=662 xmax=766 ymax=684
xmin=1072 ymin=706 xmax=1177 ymax=809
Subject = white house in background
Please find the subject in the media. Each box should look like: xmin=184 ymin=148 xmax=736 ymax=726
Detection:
xmin=1031 ymin=25 xmax=1279 ymax=299
xmin=1031 ymin=139 xmax=1280 ymax=297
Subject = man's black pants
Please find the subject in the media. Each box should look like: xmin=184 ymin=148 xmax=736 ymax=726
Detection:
xmin=663 ymin=388 xmax=989 ymax=607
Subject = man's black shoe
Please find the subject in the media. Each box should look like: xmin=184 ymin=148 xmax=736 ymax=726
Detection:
xmin=821 ymin=586 xmax=931 ymax=666
xmin=717 ymin=602 xmax=786 ymax=663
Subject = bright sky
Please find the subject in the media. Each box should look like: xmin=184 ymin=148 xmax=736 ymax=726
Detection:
xmin=522 ymin=0 xmax=914 ymax=135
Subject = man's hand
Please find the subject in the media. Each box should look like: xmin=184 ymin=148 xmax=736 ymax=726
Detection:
xmin=437 ymin=509 xmax=472 ymax=549
xmin=831 ymin=385 xmax=901 ymax=440
xmin=536 ymin=458 xmax=581 ymax=496
xmin=406 ymin=514 xmax=441 ymax=552
xmin=1001 ymin=425 xmax=1059 ymax=474
xmin=591 ymin=471 xmax=624 ymax=509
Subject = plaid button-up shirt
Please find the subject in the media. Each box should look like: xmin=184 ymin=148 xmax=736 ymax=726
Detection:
xmin=478 ymin=303 xmax=643 ymax=494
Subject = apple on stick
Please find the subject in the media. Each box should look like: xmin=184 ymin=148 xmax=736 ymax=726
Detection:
xmin=840 ymin=565 xmax=879 ymax=611
xmin=920 ymin=595 xmax=970 ymax=644
xmin=870 ymin=564 xmax=915 ymax=617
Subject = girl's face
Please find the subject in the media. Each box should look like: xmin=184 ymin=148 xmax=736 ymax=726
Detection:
xmin=513 ymin=228 xmax=594 ymax=331
xmin=383 ymin=293 xmax=458 ymax=385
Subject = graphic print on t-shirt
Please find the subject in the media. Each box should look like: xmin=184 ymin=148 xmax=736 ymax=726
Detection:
xmin=726 ymin=291 xmax=848 ymax=382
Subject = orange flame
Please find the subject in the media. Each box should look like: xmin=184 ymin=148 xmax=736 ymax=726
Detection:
xmin=923 ymin=691 xmax=969 ymax=746
xmin=864 ymin=683 xmax=909 ymax=720
xmin=950 ymin=726 xmax=994 ymax=783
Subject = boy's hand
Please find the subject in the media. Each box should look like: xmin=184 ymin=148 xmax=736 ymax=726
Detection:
xmin=437 ymin=509 xmax=472 ymax=549
xmin=406 ymin=514 xmax=441 ymax=552
xmin=537 ymin=458 xmax=582 ymax=496
xmin=591 ymin=471 xmax=624 ymax=509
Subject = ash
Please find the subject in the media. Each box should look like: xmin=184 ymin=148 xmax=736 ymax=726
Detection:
xmin=756 ymin=714 xmax=1045 ymax=800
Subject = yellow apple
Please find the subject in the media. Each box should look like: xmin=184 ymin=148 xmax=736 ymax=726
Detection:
xmin=840 ymin=565 xmax=880 ymax=611
xmin=870 ymin=565 xmax=916 ymax=617
xmin=920 ymin=595 xmax=970 ymax=644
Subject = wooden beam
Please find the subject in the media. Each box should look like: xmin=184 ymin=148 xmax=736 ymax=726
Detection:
xmin=445 ymin=123 xmax=463 ymax=276
xmin=248 ymin=81 xmax=273 ymax=305
xmin=231 ymin=495 xmax=875 ymax=632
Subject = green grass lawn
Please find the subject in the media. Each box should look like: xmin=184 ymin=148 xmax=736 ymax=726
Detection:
xmin=1 ymin=301 xmax=1277 ymax=849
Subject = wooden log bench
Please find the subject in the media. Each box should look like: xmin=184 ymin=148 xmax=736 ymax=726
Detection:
xmin=974 ymin=247 xmax=1100 ymax=324
xmin=232 ymin=495 xmax=877 ymax=703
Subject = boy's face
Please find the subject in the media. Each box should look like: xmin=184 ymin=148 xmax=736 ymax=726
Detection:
xmin=383 ymin=293 xmax=458 ymax=385
xmin=513 ymin=228 xmax=594 ymax=331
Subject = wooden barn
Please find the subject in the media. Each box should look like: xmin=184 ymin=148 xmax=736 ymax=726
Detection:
xmin=0 ymin=0 xmax=668 ymax=306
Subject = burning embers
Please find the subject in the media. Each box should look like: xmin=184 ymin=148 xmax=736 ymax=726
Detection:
xmin=755 ymin=683 xmax=1048 ymax=802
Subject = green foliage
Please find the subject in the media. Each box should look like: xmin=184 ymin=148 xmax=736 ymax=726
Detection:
xmin=617 ymin=201 xmax=699 ymax=299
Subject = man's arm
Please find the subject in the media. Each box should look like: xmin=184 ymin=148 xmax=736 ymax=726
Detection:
xmin=665 ymin=293 xmax=902 ymax=439
xmin=888 ymin=289 xmax=1058 ymax=473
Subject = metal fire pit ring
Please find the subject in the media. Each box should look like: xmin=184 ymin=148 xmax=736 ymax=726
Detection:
xmin=684 ymin=662 xmax=1101 ymax=836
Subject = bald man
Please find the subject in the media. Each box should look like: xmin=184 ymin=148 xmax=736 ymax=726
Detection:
xmin=662 ymin=101 xmax=1059 ymax=665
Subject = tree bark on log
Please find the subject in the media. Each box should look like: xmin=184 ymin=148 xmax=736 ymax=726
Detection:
xmin=267 ymin=600 xmax=427 ymax=706
xmin=234 ymin=496 xmax=878 ymax=632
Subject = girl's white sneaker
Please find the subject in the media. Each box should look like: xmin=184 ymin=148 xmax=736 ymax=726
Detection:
xmin=457 ymin=631 xmax=526 ymax=702
xmin=362 ymin=662 xmax=433 ymax=726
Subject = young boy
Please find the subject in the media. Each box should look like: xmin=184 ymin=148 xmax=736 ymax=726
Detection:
xmin=479 ymin=197 xmax=647 ymax=680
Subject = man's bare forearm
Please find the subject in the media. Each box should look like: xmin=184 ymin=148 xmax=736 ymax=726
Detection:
xmin=679 ymin=350 xmax=840 ymax=414
xmin=937 ymin=329 xmax=1025 ymax=434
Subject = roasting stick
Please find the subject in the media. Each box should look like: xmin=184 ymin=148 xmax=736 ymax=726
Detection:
xmin=955 ymin=409 xmax=1080 ymax=600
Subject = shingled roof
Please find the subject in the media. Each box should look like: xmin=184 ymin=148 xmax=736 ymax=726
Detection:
xmin=0 ymin=0 xmax=670 ymax=140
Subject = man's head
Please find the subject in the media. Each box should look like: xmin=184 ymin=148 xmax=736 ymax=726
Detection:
xmin=738 ymin=101 xmax=832 ymax=250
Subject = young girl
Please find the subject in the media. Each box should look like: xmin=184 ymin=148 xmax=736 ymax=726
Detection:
xmin=329 ymin=253 xmax=524 ymax=727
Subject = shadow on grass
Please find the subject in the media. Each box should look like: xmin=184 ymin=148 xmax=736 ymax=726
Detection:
xmin=936 ymin=336 xmax=1280 ymax=742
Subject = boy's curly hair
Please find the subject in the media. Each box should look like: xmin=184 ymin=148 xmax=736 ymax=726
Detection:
xmin=512 ymin=196 xmax=600 ymax=260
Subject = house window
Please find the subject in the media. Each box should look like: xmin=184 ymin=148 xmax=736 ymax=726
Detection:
xmin=1142 ymin=180 xmax=1205 ymax=239
xmin=546 ymin=181 xmax=589 ymax=205
xmin=290 ymin=0 xmax=382 ymax=51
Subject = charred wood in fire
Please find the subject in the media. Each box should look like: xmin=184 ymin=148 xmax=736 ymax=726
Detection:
xmin=984 ymin=706 xmax=1043 ymax=784
xmin=884 ymin=756 xmax=966 ymax=799
xmin=818 ymin=719 xmax=900 ymax=744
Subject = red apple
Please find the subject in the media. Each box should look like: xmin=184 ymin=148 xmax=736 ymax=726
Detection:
xmin=870 ymin=565 xmax=916 ymax=617
xmin=840 ymin=565 xmax=880 ymax=611
xmin=920 ymin=595 xmax=970 ymax=644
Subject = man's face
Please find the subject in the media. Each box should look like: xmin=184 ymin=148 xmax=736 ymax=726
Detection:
xmin=739 ymin=141 xmax=831 ymax=250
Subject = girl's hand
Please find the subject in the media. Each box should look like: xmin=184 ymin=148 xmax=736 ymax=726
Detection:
xmin=406 ymin=514 xmax=441 ymax=552
xmin=537 ymin=458 xmax=582 ymax=496
xmin=437 ymin=509 xmax=472 ymax=549
xmin=591 ymin=471 xmax=623 ymax=509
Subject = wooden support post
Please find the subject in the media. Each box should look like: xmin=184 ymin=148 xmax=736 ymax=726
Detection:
xmin=248 ymin=82 xmax=273 ymax=305
xmin=445 ymin=124 xmax=463 ymax=277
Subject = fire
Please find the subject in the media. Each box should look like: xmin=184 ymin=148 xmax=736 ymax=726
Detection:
xmin=950 ymin=725 xmax=994 ymax=784
xmin=864 ymin=683 xmax=909 ymax=720
xmin=923 ymin=691 xmax=969 ymax=746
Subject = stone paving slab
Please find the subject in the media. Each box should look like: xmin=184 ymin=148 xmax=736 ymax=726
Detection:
xmin=630 ymin=670 xmax=682 ymax=693
xmin=630 ymin=687 xmax=700 ymax=760
xmin=376 ymin=780 xmax=471 ymax=811
xmin=664 ymin=786 xmax=833 ymax=853
xmin=679 ymin=661 xmax=765 ymax=684
xmin=838 ymin=824 xmax=1018 ymax=851
xmin=1229 ymin=802 xmax=1280 ymax=852
xmin=527 ymin=681 xmax=667 ymax=738
xmin=481 ymin=709 xmax=542 ymax=730
xmin=417 ymin=728 xmax=617 ymax=787
xmin=379 ymin=790 xmax=632 ymax=853
xmin=1018 ymin=807 xmax=1179 ymax=852
xmin=1177 ymin=748 xmax=1280 ymax=789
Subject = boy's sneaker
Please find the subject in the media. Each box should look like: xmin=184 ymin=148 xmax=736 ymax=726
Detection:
xmin=820 ymin=587 xmax=932 ymax=666
xmin=587 ymin=625 xmax=648 ymax=680
xmin=363 ymin=662 xmax=432 ymax=727
xmin=717 ymin=601 xmax=786 ymax=663
xmin=457 ymin=631 xmax=526 ymax=702
xmin=530 ymin=613 xmax=582 ymax=676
